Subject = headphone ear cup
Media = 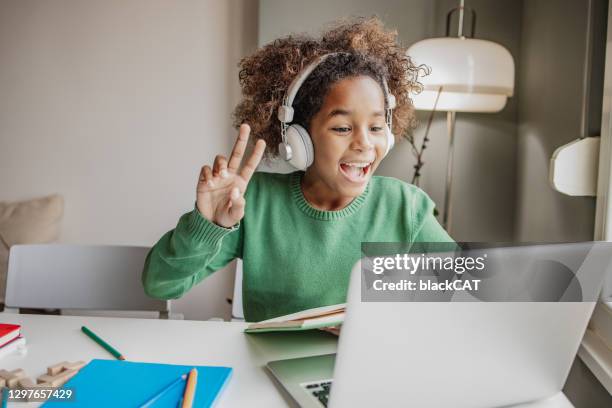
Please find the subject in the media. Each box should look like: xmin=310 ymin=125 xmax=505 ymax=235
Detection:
xmin=285 ymin=124 xmax=314 ymax=170
xmin=384 ymin=125 xmax=395 ymax=157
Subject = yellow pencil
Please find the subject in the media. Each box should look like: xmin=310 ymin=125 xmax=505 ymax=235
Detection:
xmin=181 ymin=368 xmax=198 ymax=408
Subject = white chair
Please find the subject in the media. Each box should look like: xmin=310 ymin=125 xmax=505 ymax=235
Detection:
xmin=5 ymin=244 xmax=175 ymax=319
xmin=231 ymin=259 xmax=245 ymax=321
xmin=204 ymin=259 xmax=243 ymax=322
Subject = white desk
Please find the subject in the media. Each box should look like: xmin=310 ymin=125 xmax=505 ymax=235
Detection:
xmin=0 ymin=313 xmax=574 ymax=407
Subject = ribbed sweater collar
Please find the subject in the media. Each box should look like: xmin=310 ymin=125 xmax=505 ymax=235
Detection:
xmin=289 ymin=171 xmax=370 ymax=221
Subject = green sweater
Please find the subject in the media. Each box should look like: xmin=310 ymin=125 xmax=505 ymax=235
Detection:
xmin=142 ymin=171 xmax=453 ymax=322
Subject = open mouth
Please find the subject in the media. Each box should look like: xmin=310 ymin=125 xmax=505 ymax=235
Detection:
xmin=339 ymin=161 xmax=372 ymax=183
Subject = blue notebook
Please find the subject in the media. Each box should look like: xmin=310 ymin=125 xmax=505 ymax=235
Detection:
xmin=42 ymin=359 xmax=232 ymax=408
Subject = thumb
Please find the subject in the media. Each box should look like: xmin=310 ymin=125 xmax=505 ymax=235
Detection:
xmin=227 ymin=187 xmax=245 ymax=219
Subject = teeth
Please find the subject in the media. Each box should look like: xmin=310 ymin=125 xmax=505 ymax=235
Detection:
xmin=340 ymin=162 xmax=371 ymax=168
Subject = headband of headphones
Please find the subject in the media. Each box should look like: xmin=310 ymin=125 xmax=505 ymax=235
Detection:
xmin=276 ymin=52 xmax=397 ymax=126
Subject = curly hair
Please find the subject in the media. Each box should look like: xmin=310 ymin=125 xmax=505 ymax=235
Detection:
xmin=233 ymin=16 xmax=426 ymax=159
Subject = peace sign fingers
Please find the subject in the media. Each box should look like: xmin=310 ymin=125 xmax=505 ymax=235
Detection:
xmin=195 ymin=123 xmax=266 ymax=228
xmin=239 ymin=138 xmax=266 ymax=183
xmin=227 ymin=123 xmax=251 ymax=172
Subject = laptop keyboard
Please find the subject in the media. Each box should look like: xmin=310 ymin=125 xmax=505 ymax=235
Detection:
xmin=302 ymin=379 xmax=333 ymax=407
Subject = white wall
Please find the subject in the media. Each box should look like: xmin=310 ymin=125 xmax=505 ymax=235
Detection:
xmin=0 ymin=0 xmax=259 ymax=320
xmin=515 ymin=0 xmax=598 ymax=242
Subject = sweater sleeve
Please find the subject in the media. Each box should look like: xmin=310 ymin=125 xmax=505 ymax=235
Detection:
xmin=141 ymin=207 xmax=243 ymax=300
xmin=408 ymin=185 xmax=455 ymax=244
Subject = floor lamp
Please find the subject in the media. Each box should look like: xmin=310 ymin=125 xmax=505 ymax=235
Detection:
xmin=407 ymin=0 xmax=515 ymax=233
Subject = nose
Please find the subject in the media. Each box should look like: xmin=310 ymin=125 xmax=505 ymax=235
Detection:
xmin=350 ymin=126 xmax=375 ymax=152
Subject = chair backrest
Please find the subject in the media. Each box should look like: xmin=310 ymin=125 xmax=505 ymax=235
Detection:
xmin=6 ymin=244 xmax=168 ymax=315
xmin=231 ymin=259 xmax=244 ymax=320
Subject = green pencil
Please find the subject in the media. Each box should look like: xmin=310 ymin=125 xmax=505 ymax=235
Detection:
xmin=81 ymin=326 xmax=126 ymax=360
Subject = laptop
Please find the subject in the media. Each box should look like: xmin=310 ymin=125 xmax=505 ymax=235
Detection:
xmin=266 ymin=242 xmax=611 ymax=408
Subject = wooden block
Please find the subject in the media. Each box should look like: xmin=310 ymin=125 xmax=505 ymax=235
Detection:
xmin=47 ymin=361 xmax=70 ymax=376
xmin=47 ymin=360 xmax=86 ymax=375
xmin=18 ymin=377 xmax=35 ymax=388
xmin=18 ymin=378 xmax=51 ymax=389
xmin=62 ymin=361 xmax=86 ymax=371
xmin=36 ymin=369 xmax=77 ymax=387
xmin=0 ymin=369 xmax=26 ymax=388
xmin=17 ymin=378 xmax=53 ymax=402
xmin=49 ymin=369 xmax=77 ymax=387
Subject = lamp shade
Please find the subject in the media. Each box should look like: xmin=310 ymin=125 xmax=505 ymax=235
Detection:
xmin=407 ymin=37 xmax=515 ymax=112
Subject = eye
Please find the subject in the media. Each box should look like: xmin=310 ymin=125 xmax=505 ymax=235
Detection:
xmin=370 ymin=126 xmax=384 ymax=132
xmin=332 ymin=127 xmax=351 ymax=133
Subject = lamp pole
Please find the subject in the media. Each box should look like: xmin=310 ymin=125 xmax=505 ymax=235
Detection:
xmin=443 ymin=111 xmax=456 ymax=231
xmin=442 ymin=0 xmax=464 ymax=232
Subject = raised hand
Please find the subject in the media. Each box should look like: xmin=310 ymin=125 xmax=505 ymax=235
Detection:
xmin=196 ymin=124 xmax=266 ymax=228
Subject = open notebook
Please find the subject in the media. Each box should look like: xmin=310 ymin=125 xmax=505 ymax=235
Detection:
xmin=244 ymin=303 xmax=345 ymax=333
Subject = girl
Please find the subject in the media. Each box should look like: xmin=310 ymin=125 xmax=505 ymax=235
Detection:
xmin=142 ymin=17 xmax=453 ymax=322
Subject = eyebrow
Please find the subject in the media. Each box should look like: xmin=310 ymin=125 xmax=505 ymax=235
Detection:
xmin=327 ymin=109 xmax=385 ymax=118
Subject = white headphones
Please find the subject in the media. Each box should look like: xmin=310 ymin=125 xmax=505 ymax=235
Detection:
xmin=277 ymin=52 xmax=397 ymax=171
